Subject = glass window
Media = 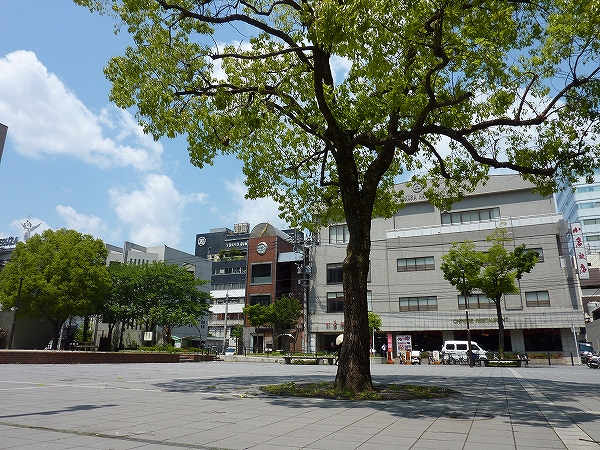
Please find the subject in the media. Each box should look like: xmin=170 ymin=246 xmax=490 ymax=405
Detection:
xmin=526 ymin=248 xmax=544 ymax=262
xmin=327 ymin=292 xmax=345 ymax=313
xmin=327 ymin=263 xmax=344 ymax=284
xmin=441 ymin=207 xmax=500 ymax=224
xmin=458 ymin=294 xmax=494 ymax=309
xmin=249 ymin=294 xmax=271 ymax=306
xmin=250 ymin=263 xmax=271 ymax=284
xmin=397 ymin=256 xmax=434 ymax=271
xmin=526 ymin=291 xmax=550 ymax=307
xmin=399 ymin=296 xmax=438 ymax=312
xmin=329 ymin=224 xmax=350 ymax=244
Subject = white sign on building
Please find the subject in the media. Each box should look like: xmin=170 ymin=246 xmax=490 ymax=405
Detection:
xmin=572 ymin=222 xmax=589 ymax=279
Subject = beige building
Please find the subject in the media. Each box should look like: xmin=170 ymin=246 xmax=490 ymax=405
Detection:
xmin=309 ymin=175 xmax=584 ymax=359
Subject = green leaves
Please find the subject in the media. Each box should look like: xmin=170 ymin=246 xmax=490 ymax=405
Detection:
xmin=0 ymin=229 xmax=110 ymax=348
xmin=243 ymin=295 xmax=302 ymax=329
xmin=441 ymin=227 xmax=539 ymax=303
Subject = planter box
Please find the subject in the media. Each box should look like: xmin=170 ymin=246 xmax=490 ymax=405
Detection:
xmin=483 ymin=359 xmax=522 ymax=367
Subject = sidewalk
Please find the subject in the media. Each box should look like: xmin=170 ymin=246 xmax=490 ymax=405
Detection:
xmin=0 ymin=360 xmax=599 ymax=449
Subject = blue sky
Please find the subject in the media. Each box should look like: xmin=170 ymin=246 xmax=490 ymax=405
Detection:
xmin=0 ymin=0 xmax=288 ymax=254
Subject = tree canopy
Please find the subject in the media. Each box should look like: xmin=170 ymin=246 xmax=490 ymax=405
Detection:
xmin=0 ymin=228 xmax=110 ymax=349
xmin=75 ymin=0 xmax=600 ymax=391
xmin=440 ymin=228 xmax=539 ymax=356
xmin=105 ymin=261 xmax=210 ymax=348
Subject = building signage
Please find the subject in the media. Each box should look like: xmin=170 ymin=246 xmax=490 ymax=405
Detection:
xmin=0 ymin=236 xmax=19 ymax=248
xmin=402 ymin=183 xmax=427 ymax=203
xmin=453 ymin=317 xmax=504 ymax=325
xmin=197 ymin=236 xmax=207 ymax=246
xmin=226 ymin=240 xmax=248 ymax=248
xmin=571 ymin=222 xmax=589 ymax=279
xmin=396 ymin=335 xmax=412 ymax=353
xmin=256 ymin=241 xmax=268 ymax=255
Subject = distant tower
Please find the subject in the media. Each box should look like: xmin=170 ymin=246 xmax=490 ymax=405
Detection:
xmin=21 ymin=219 xmax=40 ymax=241
xmin=0 ymin=122 xmax=7 ymax=164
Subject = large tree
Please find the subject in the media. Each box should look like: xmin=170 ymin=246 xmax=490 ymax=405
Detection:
xmin=0 ymin=229 xmax=110 ymax=349
xmin=103 ymin=262 xmax=146 ymax=350
xmin=75 ymin=0 xmax=600 ymax=391
xmin=141 ymin=262 xmax=211 ymax=345
xmin=441 ymin=228 xmax=539 ymax=357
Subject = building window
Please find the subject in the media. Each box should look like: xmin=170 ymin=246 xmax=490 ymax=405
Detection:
xmin=525 ymin=248 xmax=544 ymax=262
xmin=526 ymin=291 xmax=550 ymax=307
xmin=399 ymin=296 xmax=438 ymax=312
xmin=367 ymin=291 xmax=372 ymax=312
xmin=212 ymin=267 xmax=246 ymax=275
xmin=327 ymin=292 xmax=345 ymax=313
xmin=327 ymin=263 xmax=344 ymax=284
xmin=441 ymin=207 xmax=500 ymax=225
xmin=329 ymin=224 xmax=349 ymax=244
xmin=249 ymin=294 xmax=271 ymax=306
xmin=458 ymin=294 xmax=494 ymax=309
xmin=397 ymin=256 xmax=435 ymax=272
xmin=250 ymin=263 xmax=272 ymax=284
xmin=211 ymin=282 xmax=245 ymax=291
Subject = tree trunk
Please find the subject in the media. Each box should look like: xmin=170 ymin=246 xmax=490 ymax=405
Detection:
xmin=334 ymin=210 xmax=374 ymax=392
xmin=495 ymin=295 xmax=505 ymax=358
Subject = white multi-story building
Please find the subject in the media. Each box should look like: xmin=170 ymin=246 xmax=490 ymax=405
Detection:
xmin=309 ymin=175 xmax=584 ymax=359
xmin=555 ymin=168 xmax=600 ymax=253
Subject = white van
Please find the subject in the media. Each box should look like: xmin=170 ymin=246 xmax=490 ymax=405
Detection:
xmin=441 ymin=340 xmax=487 ymax=364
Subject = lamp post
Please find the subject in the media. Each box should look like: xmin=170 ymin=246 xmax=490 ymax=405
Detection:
xmin=462 ymin=271 xmax=473 ymax=367
xmin=7 ymin=277 xmax=23 ymax=349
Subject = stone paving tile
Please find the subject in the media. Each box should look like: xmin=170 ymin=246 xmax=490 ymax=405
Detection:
xmin=2 ymin=362 xmax=600 ymax=450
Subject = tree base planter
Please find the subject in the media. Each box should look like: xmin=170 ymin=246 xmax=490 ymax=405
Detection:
xmin=483 ymin=359 xmax=523 ymax=367
xmin=283 ymin=356 xmax=335 ymax=365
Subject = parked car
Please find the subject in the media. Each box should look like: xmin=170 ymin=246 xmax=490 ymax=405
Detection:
xmin=587 ymin=351 xmax=600 ymax=368
xmin=441 ymin=340 xmax=487 ymax=364
xmin=579 ymin=342 xmax=594 ymax=364
xmin=224 ymin=347 xmax=236 ymax=356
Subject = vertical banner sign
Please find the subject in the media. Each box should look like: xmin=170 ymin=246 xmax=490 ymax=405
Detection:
xmin=572 ymin=222 xmax=589 ymax=279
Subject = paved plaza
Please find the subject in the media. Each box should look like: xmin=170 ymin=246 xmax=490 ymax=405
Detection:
xmin=1 ymin=360 xmax=599 ymax=449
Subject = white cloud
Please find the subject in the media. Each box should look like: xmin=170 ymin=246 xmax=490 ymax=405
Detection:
xmin=55 ymin=205 xmax=118 ymax=241
xmin=0 ymin=50 xmax=162 ymax=170
xmin=109 ymin=174 xmax=206 ymax=247
xmin=331 ymin=55 xmax=352 ymax=81
xmin=216 ymin=178 xmax=288 ymax=229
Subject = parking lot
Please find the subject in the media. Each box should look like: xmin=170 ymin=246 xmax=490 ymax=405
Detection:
xmin=1 ymin=360 xmax=599 ymax=449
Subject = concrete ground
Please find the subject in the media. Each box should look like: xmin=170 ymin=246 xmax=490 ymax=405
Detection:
xmin=0 ymin=360 xmax=599 ymax=449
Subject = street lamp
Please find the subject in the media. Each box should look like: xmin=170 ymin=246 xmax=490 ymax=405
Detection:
xmin=221 ymin=294 xmax=230 ymax=353
xmin=462 ymin=271 xmax=473 ymax=367
xmin=7 ymin=277 xmax=23 ymax=349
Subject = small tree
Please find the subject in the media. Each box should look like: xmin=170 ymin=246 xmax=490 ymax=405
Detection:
xmin=441 ymin=228 xmax=539 ymax=358
xmin=243 ymin=295 xmax=303 ymax=351
xmin=231 ymin=325 xmax=244 ymax=350
xmin=367 ymin=312 xmax=381 ymax=353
